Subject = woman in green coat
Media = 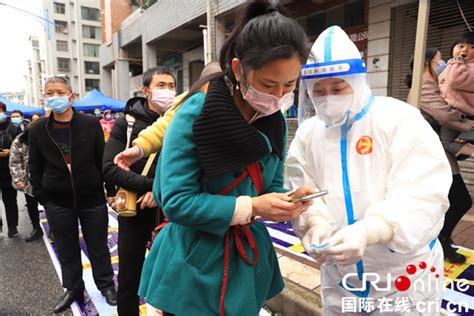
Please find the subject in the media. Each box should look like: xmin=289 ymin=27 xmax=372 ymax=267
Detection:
xmin=139 ymin=1 xmax=313 ymax=315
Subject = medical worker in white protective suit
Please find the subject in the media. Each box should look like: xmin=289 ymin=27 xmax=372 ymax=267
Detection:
xmin=286 ymin=26 xmax=452 ymax=315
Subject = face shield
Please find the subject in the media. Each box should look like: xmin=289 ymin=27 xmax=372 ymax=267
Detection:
xmin=298 ymin=26 xmax=371 ymax=127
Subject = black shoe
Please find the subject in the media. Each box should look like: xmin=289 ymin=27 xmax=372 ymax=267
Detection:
xmin=53 ymin=289 xmax=84 ymax=313
xmin=440 ymin=236 xmax=466 ymax=264
xmin=25 ymin=228 xmax=44 ymax=242
xmin=101 ymin=287 xmax=117 ymax=306
xmin=0 ymin=218 xmax=3 ymax=232
xmin=8 ymin=230 xmax=19 ymax=238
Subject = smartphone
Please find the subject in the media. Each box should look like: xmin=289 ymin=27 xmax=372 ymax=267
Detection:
xmin=292 ymin=190 xmax=328 ymax=203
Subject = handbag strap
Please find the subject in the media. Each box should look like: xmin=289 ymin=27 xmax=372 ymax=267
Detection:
xmin=141 ymin=153 xmax=157 ymax=176
xmin=124 ymin=114 xmax=135 ymax=150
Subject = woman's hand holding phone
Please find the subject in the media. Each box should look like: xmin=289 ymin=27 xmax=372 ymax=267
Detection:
xmin=250 ymin=186 xmax=317 ymax=222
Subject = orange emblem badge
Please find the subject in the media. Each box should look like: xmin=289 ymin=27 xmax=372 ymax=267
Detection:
xmin=356 ymin=136 xmax=373 ymax=155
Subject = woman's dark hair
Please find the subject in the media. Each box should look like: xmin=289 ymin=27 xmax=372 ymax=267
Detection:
xmin=0 ymin=101 xmax=6 ymax=113
xmin=186 ymin=0 xmax=310 ymax=100
xmin=450 ymin=31 xmax=474 ymax=57
xmin=219 ymin=1 xmax=309 ymax=73
xmin=142 ymin=66 xmax=176 ymax=88
xmin=405 ymin=47 xmax=439 ymax=88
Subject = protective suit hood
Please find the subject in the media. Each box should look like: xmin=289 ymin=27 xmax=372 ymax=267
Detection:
xmin=298 ymin=26 xmax=371 ymax=126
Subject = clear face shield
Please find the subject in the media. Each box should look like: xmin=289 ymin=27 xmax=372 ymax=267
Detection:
xmin=298 ymin=58 xmax=370 ymax=127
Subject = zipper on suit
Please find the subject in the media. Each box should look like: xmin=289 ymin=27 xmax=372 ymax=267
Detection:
xmin=45 ymin=122 xmax=77 ymax=209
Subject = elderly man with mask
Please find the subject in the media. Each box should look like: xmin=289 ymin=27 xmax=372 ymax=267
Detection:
xmin=286 ymin=26 xmax=452 ymax=315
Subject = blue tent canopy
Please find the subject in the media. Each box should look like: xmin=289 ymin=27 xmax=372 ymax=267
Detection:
xmin=73 ymin=89 xmax=126 ymax=113
xmin=0 ymin=95 xmax=44 ymax=117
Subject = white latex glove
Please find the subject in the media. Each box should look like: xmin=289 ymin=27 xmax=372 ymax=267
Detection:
xmin=321 ymin=215 xmax=394 ymax=266
xmin=301 ymin=215 xmax=333 ymax=263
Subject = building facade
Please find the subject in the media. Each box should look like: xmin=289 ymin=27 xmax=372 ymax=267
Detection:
xmin=24 ymin=36 xmax=46 ymax=107
xmin=2 ymin=91 xmax=27 ymax=105
xmin=41 ymin=0 xmax=102 ymax=98
xmin=99 ymin=0 xmax=369 ymax=101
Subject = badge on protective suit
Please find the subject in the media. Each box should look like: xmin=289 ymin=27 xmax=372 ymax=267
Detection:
xmin=356 ymin=135 xmax=373 ymax=155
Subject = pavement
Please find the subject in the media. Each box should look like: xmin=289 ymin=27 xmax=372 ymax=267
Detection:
xmin=452 ymin=206 xmax=474 ymax=249
xmin=0 ymin=193 xmax=71 ymax=315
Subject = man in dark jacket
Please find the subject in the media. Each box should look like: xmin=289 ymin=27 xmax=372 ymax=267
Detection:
xmin=0 ymin=101 xmax=21 ymax=237
xmin=102 ymin=66 xmax=176 ymax=315
xmin=29 ymin=76 xmax=116 ymax=313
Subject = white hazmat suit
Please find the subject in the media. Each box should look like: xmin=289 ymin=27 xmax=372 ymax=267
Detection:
xmin=287 ymin=26 xmax=452 ymax=315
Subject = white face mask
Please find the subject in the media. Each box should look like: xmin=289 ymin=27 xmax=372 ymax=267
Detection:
xmin=313 ymin=95 xmax=353 ymax=127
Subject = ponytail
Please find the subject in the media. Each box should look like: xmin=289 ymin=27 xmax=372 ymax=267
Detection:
xmin=182 ymin=0 xmax=309 ymax=105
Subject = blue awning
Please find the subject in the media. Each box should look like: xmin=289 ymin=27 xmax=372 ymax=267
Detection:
xmin=0 ymin=95 xmax=44 ymax=117
xmin=73 ymin=89 xmax=126 ymax=113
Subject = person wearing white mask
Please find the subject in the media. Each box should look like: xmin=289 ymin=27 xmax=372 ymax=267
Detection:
xmin=29 ymin=76 xmax=117 ymax=313
xmin=142 ymin=66 xmax=177 ymax=115
xmin=102 ymin=66 xmax=176 ymax=316
xmin=286 ymin=26 xmax=452 ymax=315
xmin=138 ymin=2 xmax=315 ymax=315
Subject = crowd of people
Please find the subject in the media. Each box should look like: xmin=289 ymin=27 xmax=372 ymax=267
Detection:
xmin=1 ymin=0 xmax=473 ymax=315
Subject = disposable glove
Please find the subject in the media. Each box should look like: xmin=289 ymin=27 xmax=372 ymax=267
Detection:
xmin=321 ymin=215 xmax=394 ymax=266
xmin=301 ymin=215 xmax=334 ymax=263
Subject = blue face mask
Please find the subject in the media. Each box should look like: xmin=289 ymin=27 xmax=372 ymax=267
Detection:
xmin=435 ymin=60 xmax=447 ymax=75
xmin=11 ymin=117 xmax=22 ymax=125
xmin=0 ymin=114 xmax=6 ymax=123
xmin=105 ymin=114 xmax=112 ymax=120
xmin=46 ymin=95 xmax=71 ymax=114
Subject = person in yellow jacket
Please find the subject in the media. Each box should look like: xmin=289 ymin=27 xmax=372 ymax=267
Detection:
xmin=114 ymin=62 xmax=221 ymax=171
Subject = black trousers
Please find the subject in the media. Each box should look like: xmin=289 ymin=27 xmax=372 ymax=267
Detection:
xmin=25 ymin=194 xmax=40 ymax=229
xmin=440 ymin=174 xmax=472 ymax=238
xmin=117 ymin=207 xmax=156 ymax=316
xmin=1 ymin=185 xmax=18 ymax=233
xmin=43 ymin=201 xmax=114 ymax=291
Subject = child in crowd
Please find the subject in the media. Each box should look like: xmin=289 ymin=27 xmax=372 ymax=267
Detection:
xmin=438 ymin=31 xmax=474 ymax=157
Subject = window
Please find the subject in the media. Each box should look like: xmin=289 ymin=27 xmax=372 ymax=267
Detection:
xmin=56 ymin=40 xmax=68 ymax=52
xmin=85 ymin=79 xmax=100 ymax=91
xmin=83 ymin=43 xmax=99 ymax=57
xmin=54 ymin=20 xmax=68 ymax=33
xmin=54 ymin=2 xmax=65 ymax=14
xmin=57 ymin=58 xmax=70 ymax=71
xmin=82 ymin=25 xmax=101 ymax=40
xmin=81 ymin=6 xmax=100 ymax=21
xmin=84 ymin=61 xmax=100 ymax=74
